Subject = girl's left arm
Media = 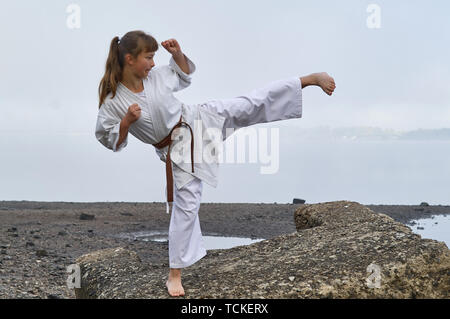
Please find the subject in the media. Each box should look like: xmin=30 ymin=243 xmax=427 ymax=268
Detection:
xmin=161 ymin=39 xmax=189 ymax=74
xmin=172 ymin=52 xmax=190 ymax=74
xmin=161 ymin=39 xmax=191 ymax=74
xmin=168 ymin=54 xmax=196 ymax=92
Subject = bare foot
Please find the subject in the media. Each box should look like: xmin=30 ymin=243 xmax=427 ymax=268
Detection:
xmin=314 ymin=72 xmax=336 ymax=96
xmin=166 ymin=279 xmax=185 ymax=297
xmin=166 ymin=269 xmax=185 ymax=297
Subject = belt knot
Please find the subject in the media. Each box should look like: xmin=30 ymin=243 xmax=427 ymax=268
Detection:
xmin=152 ymin=114 xmax=195 ymax=210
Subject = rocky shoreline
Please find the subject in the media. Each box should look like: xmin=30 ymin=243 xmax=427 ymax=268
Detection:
xmin=0 ymin=200 xmax=448 ymax=299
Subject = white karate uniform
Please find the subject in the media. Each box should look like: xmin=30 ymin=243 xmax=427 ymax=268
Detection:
xmin=95 ymin=54 xmax=224 ymax=196
xmin=95 ymin=53 xmax=303 ymax=268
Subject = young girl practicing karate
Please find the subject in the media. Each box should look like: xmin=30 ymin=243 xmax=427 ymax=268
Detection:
xmin=95 ymin=30 xmax=336 ymax=297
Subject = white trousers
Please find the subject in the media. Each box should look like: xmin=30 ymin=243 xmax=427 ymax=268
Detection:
xmin=168 ymin=176 xmax=206 ymax=268
xmin=168 ymin=76 xmax=303 ymax=268
xmin=201 ymin=76 xmax=302 ymax=140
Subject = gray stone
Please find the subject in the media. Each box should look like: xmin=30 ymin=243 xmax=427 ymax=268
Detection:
xmin=74 ymin=201 xmax=449 ymax=299
xmin=36 ymin=250 xmax=48 ymax=257
xmin=120 ymin=212 xmax=133 ymax=216
xmin=80 ymin=213 xmax=95 ymax=221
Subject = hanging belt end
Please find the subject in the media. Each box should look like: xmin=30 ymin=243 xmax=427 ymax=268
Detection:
xmin=166 ymin=201 xmax=173 ymax=214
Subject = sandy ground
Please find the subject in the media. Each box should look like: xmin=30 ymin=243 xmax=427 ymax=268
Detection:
xmin=0 ymin=200 xmax=448 ymax=299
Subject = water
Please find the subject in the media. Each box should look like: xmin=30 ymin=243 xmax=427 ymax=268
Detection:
xmin=118 ymin=213 xmax=450 ymax=251
xmin=116 ymin=231 xmax=169 ymax=243
xmin=2 ymin=134 xmax=450 ymax=206
xmin=202 ymin=235 xmax=264 ymax=250
xmin=408 ymin=214 xmax=450 ymax=247
xmin=117 ymin=215 xmax=450 ymax=250
xmin=116 ymin=231 xmax=264 ymax=250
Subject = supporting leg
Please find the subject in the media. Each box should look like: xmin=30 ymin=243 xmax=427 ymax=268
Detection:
xmin=167 ymin=177 xmax=206 ymax=297
xmin=166 ymin=268 xmax=184 ymax=297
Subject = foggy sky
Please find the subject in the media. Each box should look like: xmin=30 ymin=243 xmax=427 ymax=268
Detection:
xmin=1 ymin=0 xmax=449 ymax=204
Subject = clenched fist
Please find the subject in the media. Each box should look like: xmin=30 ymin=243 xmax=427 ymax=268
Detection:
xmin=161 ymin=39 xmax=182 ymax=56
xmin=124 ymin=103 xmax=141 ymax=125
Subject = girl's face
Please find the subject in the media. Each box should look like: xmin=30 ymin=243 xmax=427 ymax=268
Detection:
xmin=127 ymin=50 xmax=156 ymax=78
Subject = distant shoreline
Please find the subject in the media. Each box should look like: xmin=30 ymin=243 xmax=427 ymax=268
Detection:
xmin=1 ymin=200 xmax=448 ymax=225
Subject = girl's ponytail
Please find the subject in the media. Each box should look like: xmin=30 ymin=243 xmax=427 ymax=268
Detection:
xmin=98 ymin=31 xmax=159 ymax=108
xmin=98 ymin=36 xmax=122 ymax=108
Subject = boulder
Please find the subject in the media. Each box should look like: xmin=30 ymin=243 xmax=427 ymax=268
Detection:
xmin=74 ymin=200 xmax=449 ymax=299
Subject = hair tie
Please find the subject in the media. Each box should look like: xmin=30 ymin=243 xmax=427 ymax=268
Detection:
xmin=117 ymin=37 xmax=121 ymax=44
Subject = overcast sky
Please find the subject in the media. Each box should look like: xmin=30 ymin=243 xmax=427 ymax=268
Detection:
xmin=1 ymin=0 xmax=449 ymax=205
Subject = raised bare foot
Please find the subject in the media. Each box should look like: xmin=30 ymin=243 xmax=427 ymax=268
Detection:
xmin=314 ymin=72 xmax=336 ymax=96
xmin=166 ymin=269 xmax=185 ymax=297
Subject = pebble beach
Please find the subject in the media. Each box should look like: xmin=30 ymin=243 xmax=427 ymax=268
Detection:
xmin=0 ymin=200 xmax=448 ymax=299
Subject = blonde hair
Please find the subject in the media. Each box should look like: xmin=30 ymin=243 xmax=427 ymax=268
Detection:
xmin=98 ymin=30 xmax=159 ymax=108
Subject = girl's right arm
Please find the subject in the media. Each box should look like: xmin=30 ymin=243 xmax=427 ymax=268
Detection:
xmin=116 ymin=104 xmax=142 ymax=149
xmin=116 ymin=117 xmax=131 ymax=150
xmin=95 ymin=103 xmax=141 ymax=152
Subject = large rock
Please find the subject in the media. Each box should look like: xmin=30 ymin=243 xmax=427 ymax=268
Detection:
xmin=74 ymin=200 xmax=449 ymax=299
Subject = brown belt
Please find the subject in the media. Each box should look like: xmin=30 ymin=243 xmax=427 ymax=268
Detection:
xmin=152 ymin=114 xmax=195 ymax=207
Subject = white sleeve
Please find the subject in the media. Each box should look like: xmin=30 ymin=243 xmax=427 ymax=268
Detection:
xmin=95 ymin=113 xmax=128 ymax=152
xmin=168 ymin=53 xmax=196 ymax=92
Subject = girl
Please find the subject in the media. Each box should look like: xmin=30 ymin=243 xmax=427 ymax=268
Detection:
xmin=95 ymin=30 xmax=336 ymax=297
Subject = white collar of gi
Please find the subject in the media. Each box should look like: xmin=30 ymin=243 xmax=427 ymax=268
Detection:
xmin=118 ymin=81 xmax=146 ymax=102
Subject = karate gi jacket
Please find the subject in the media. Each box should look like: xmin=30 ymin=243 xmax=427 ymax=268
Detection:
xmin=95 ymin=54 xmax=226 ymax=212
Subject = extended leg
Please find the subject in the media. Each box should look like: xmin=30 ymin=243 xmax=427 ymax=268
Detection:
xmin=201 ymin=76 xmax=304 ymax=141
xmin=301 ymin=72 xmax=336 ymax=95
xmin=200 ymin=73 xmax=336 ymax=141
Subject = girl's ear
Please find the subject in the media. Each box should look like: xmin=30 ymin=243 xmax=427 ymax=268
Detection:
xmin=124 ymin=53 xmax=134 ymax=65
